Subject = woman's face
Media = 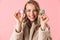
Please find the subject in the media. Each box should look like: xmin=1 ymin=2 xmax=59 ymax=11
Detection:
xmin=26 ymin=3 xmax=38 ymax=22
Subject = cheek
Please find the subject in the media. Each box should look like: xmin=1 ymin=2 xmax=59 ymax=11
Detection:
xmin=34 ymin=12 xmax=38 ymax=17
xmin=26 ymin=12 xmax=38 ymax=17
xmin=26 ymin=12 xmax=30 ymax=17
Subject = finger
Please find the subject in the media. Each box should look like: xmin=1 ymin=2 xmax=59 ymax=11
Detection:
xmin=14 ymin=13 xmax=19 ymax=22
xmin=41 ymin=14 xmax=47 ymax=20
xmin=14 ymin=13 xmax=18 ymax=18
xmin=39 ymin=14 xmax=42 ymax=18
xmin=20 ymin=14 xmax=24 ymax=18
xmin=42 ymin=15 xmax=47 ymax=20
xmin=14 ymin=13 xmax=21 ymax=20
xmin=41 ymin=14 xmax=49 ymax=22
xmin=38 ymin=14 xmax=43 ymax=21
xmin=14 ymin=10 xmax=19 ymax=16
xmin=40 ymin=14 xmax=46 ymax=21
xmin=44 ymin=16 xmax=49 ymax=23
xmin=23 ymin=14 xmax=25 ymax=18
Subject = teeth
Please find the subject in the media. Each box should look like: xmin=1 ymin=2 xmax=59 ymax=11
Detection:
xmin=30 ymin=16 xmax=34 ymax=19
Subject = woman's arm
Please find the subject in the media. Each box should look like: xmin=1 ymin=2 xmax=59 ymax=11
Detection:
xmin=38 ymin=25 xmax=52 ymax=40
xmin=10 ymin=10 xmax=26 ymax=40
xmin=10 ymin=22 xmax=23 ymax=40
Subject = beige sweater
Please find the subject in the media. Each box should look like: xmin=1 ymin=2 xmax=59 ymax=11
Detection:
xmin=10 ymin=22 xmax=52 ymax=40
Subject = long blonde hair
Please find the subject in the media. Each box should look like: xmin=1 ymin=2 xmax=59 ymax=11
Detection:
xmin=23 ymin=0 xmax=41 ymax=29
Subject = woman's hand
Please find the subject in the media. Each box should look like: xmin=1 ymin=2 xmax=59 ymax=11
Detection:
xmin=14 ymin=10 xmax=25 ymax=32
xmin=14 ymin=10 xmax=25 ymax=23
xmin=38 ymin=14 xmax=49 ymax=30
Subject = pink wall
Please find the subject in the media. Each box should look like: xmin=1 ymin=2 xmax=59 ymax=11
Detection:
xmin=0 ymin=0 xmax=60 ymax=40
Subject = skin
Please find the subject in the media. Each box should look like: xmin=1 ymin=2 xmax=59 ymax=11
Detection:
xmin=14 ymin=3 xmax=49 ymax=32
xmin=26 ymin=3 xmax=38 ymax=22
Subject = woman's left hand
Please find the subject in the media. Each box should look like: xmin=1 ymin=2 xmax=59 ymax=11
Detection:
xmin=38 ymin=14 xmax=49 ymax=30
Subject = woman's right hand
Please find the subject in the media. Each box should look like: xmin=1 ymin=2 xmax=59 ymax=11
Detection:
xmin=14 ymin=10 xmax=25 ymax=32
xmin=14 ymin=10 xmax=25 ymax=23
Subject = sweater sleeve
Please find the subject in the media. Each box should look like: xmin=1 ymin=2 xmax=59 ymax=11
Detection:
xmin=38 ymin=25 xmax=52 ymax=40
xmin=10 ymin=29 xmax=23 ymax=40
xmin=10 ymin=23 xmax=24 ymax=40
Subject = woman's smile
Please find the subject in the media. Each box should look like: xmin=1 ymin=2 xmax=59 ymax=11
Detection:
xmin=29 ymin=15 xmax=35 ymax=19
xmin=26 ymin=4 xmax=38 ymax=22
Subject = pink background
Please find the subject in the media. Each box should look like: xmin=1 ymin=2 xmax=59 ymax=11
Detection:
xmin=0 ymin=0 xmax=60 ymax=40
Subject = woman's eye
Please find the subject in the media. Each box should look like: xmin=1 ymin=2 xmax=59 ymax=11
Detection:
xmin=26 ymin=10 xmax=31 ymax=12
xmin=33 ymin=10 xmax=37 ymax=12
xmin=26 ymin=9 xmax=37 ymax=13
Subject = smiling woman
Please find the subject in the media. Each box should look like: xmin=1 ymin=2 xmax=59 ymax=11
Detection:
xmin=10 ymin=0 xmax=52 ymax=40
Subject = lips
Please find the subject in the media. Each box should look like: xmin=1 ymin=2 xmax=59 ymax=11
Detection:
xmin=29 ymin=16 xmax=35 ymax=19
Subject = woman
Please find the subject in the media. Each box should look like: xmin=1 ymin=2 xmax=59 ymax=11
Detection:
xmin=10 ymin=0 xmax=52 ymax=40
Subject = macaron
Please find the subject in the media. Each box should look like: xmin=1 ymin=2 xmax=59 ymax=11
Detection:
xmin=40 ymin=9 xmax=45 ymax=14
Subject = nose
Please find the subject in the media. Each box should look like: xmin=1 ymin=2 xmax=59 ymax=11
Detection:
xmin=30 ymin=11 xmax=34 ymax=16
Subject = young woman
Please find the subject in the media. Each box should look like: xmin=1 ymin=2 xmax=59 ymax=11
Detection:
xmin=10 ymin=0 xmax=52 ymax=40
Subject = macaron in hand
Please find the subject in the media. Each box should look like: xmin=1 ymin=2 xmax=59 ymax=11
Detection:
xmin=40 ymin=9 xmax=45 ymax=14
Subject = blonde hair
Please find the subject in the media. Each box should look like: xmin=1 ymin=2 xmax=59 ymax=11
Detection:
xmin=23 ymin=0 xmax=41 ymax=29
xmin=24 ymin=0 xmax=40 ymax=13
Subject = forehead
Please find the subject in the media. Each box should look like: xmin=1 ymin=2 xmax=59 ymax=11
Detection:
xmin=26 ymin=3 xmax=36 ymax=10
